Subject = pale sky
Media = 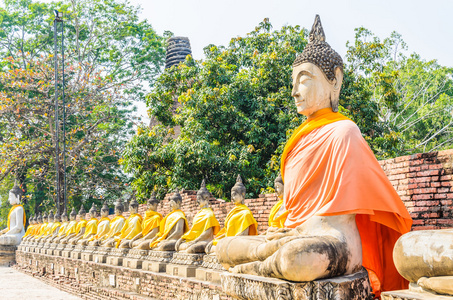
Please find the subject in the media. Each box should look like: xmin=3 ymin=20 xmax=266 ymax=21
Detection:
xmin=130 ymin=0 xmax=453 ymax=67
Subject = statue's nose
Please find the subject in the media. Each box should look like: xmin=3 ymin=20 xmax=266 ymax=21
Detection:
xmin=291 ymin=85 xmax=299 ymax=97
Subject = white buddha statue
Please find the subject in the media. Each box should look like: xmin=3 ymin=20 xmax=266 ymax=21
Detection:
xmin=0 ymin=183 xmax=26 ymax=245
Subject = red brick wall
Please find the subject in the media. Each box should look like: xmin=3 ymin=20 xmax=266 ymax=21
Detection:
xmin=118 ymin=149 xmax=453 ymax=233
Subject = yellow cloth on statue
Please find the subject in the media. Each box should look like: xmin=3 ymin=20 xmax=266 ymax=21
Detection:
xmin=43 ymin=222 xmax=54 ymax=236
xmin=213 ymin=203 xmax=258 ymax=246
xmin=142 ymin=211 xmax=162 ymax=236
xmin=56 ymin=222 xmax=68 ymax=237
xmin=104 ymin=216 xmax=126 ymax=239
xmin=268 ymin=198 xmax=289 ymax=228
xmin=64 ymin=221 xmax=78 ymax=236
xmin=48 ymin=222 xmax=60 ymax=235
xmin=75 ymin=219 xmax=87 ymax=234
xmin=82 ymin=218 xmax=98 ymax=238
xmin=150 ymin=210 xmax=189 ymax=248
xmin=181 ymin=208 xmax=220 ymax=242
xmin=280 ymin=107 xmax=351 ymax=181
xmin=24 ymin=224 xmax=35 ymax=237
xmin=7 ymin=204 xmax=26 ymax=230
xmin=89 ymin=217 xmax=111 ymax=241
xmin=115 ymin=213 xmax=143 ymax=247
xmin=35 ymin=222 xmax=48 ymax=238
xmin=31 ymin=224 xmax=42 ymax=236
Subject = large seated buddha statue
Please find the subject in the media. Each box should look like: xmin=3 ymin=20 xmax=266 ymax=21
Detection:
xmin=42 ymin=211 xmax=61 ymax=243
xmin=206 ymin=175 xmax=258 ymax=255
xmin=149 ymin=190 xmax=189 ymax=251
xmin=392 ymin=229 xmax=453 ymax=296
xmin=96 ymin=200 xmax=126 ymax=247
xmin=215 ymin=15 xmax=413 ymax=298
xmin=0 ymin=183 xmax=26 ymax=245
xmin=49 ymin=209 xmax=68 ymax=243
xmin=116 ymin=198 xmax=143 ymax=248
xmin=128 ymin=193 xmax=162 ymax=250
xmin=87 ymin=202 xmax=111 ymax=246
xmin=55 ymin=207 xmax=78 ymax=244
xmin=176 ymin=180 xmax=220 ymax=253
xmin=71 ymin=203 xmax=98 ymax=245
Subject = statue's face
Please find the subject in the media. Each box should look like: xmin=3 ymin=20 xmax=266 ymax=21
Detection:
xmin=231 ymin=190 xmax=245 ymax=204
xmin=130 ymin=205 xmax=138 ymax=214
xmin=8 ymin=192 xmax=20 ymax=205
xmin=70 ymin=214 xmax=76 ymax=221
xmin=101 ymin=209 xmax=109 ymax=217
xmin=274 ymin=181 xmax=284 ymax=197
xmin=292 ymin=62 xmax=334 ymax=116
xmin=115 ymin=207 xmax=123 ymax=216
xmin=169 ymin=200 xmax=180 ymax=210
xmin=62 ymin=215 xmax=68 ymax=222
xmin=147 ymin=202 xmax=158 ymax=211
xmin=197 ymin=194 xmax=209 ymax=208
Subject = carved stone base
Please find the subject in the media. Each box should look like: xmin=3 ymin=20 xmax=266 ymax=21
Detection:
xmin=61 ymin=244 xmax=75 ymax=258
xmin=53 ymin=244 xmax=65 ymax=256
xmin=0 ymin=245 xmax=17 ymax=267
xmin=123 ymin=249 xmax=149 ymax=269
xmin=196 ymin=267 xmax=223 ymax=283
xmin=146 ymin=250 xmax=174 ymax=263
xmin=382 ymin=283 xmax=453 ymax=300
xmin=142 ymin=261 xmax=167 ymax=272
xmin=45 ymin=243 xmax=58 ymax=255
xmin=170 ymin=252 xmax=204 ymax=266
xmin=221 ymin=268 xmax=372 ymax=300
xmin=201 ymin=254 xmax=226 ymax=270
xmin=166 ymin=263 xmax=197 ymax=277
xmin=81 ymin=246 xmax=97 ymax=261
xmin=106 ymin=248 xmax=129 ymax=266
xmin=92 ymin=247 xmax=112 ymax=264
xmin=70 ymin=245 xmax=85 ymax=259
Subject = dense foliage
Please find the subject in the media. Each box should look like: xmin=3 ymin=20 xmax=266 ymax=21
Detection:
xmin=0 ymin=0 xmax=165 ymax=227
xmin=122 ymin=20 xmax=453 ymax=201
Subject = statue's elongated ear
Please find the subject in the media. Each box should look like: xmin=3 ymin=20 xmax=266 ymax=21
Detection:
xmin=333 ymin=67 xmax=343 ymax=91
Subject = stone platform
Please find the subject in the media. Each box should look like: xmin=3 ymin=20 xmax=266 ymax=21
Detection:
xmin=0 ymin=245 xmax=17 ymax=267
xmin=382 ymin=283 xmax=453 ymax=300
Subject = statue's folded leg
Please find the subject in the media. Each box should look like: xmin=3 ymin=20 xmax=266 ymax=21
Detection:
xmin=231 ymin=235 xmax=351 ymax=282
xmin=185 ymin=241 xmax=209 ymax=253
xmin=154 ymin=240 xmax=177 ymax=251
xmin=134 ymin=240 xmax=151 ymax=250
xmin=418 ymin=276 xmax=453 ymax=296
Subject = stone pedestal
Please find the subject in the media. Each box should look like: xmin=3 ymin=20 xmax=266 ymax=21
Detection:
xmin=40 ymin=243 xmax=51 ymax=254
xmin=142 ymin=260 xmax=167 ymax=272
xmin=201 ymin=254 xmax=226 ymax=270
xmin=221 ymin=268 xmax=372 ymax=300
xmin=0 ymin=245 xmax=17 ymax=267
xmin=123 ymin=249 xmax=149 ymax=269
xmin=147 ymin=250 xmax=174 ymax=263
xmin=166 ymin=263 xmax=198 ymax=278
xmin=45 ymin=243 xmax=58 ymax=255
xmin=61 ymin=244 xmax=75 ymax=258
xmin=81 ymin=246 xmax=97 ymax=261
xmin=170 ymin=252 xmax=204 ymax=266
xmin=53 ymin=243 xmax=65 ymax=256
xmin=106 ymin=248 xmax=129 ymax=266
xmin=382 ymin=283 xmax=453 ymax=300
xmin=70 ymin=244 xmax=85 ymax=259
xmin=196 ymin=267 xmax=223 ymax=283
xmin=93 ymin=247 xmax=112 ymax=264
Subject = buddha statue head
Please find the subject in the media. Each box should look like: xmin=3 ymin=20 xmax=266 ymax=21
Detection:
xmin=147 ymin=192 xmax=159 ymax=212
xmin=54 ymin=211 xmax=61 ymax=222
xmin=37 ymin=213 xmax=42 ymax=224
xmin=168 ymin=189 xmax=182 ymax=211
xmin=292 ymin=15 xmax=343 ymax=117
xmin=78 ymin=205 xmax=86 ymax=220
xmin=231 ymin=175 xmax=246 ymax=205
xmin=197 ymin=179 xmax=211 ymax=209
xmin=48 ymin=210 xmax=54 ymax=222
xmin=89 ymin=203 xmax=98 ymax=219
xmin=101 ymin=201 xmax=109 ymax=218
xmin=114 ymin=199 xmax=124 ymax=216
xmin=130 ymin=197 xmax=139 ymax=214
xmin=274 ymin=173 xmax=284 ymax=199
xmin=42 ymin=211 xmax=48 ymax=223
xmin=8 ymin=182 xmax=23 ymax=205
xmin=69 ymin=207 xmax=77 ymax=221
xmin=61 ymin=208 xmax=68 ymax=222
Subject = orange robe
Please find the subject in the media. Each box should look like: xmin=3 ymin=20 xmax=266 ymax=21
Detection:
xmin=281 ymin=108 xmax=412 ymax=297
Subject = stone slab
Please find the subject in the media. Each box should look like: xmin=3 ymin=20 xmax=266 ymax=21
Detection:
xmin=382 ymin=290 xmax=453 ymax=300
xmin=123 ymin=258 xmax=143 ymax=269
xmin=166 ymin=263 xmax=197 ymax=277
xmin=106 ymin=256 xmax=123 ymax=266
xmin=196 ymin=267 xmax=223 ymax=284
xmin=0 ymin=245 xmax=17 ymax=267
xmin=142 ymin=261 xmax=166 ymax=272
xmin=221 ymin=268 xmax=372 ymax=300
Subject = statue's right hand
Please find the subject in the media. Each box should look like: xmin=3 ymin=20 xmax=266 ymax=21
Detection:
xmin=265 ymin=228 xmax=293 ymax=241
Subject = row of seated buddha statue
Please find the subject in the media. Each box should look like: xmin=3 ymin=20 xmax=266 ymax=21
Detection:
xmin=20 ymin=175 xmax=284 ymax=256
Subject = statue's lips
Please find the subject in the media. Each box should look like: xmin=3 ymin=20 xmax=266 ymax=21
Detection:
xmin=294 ymin=98 xmax=305 ymax=105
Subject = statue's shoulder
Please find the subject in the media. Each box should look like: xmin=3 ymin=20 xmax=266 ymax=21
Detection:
xmin=330 ymin=120 xmax=362 ymax=141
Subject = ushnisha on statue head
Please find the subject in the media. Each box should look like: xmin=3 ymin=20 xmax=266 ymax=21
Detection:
xmin=197 ymin=179 xmax=211 ymax=208
xmin=231 ymin=175 xmax=246 ymax=204
xmin=292 ymin=15 xmax=343 ymax=116
xmin=89 ymin=203 xmax=98 ymax=219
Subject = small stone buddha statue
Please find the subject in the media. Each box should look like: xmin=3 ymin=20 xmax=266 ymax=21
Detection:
xmin=116 ymin=198 xmax=143 ymax=248
xmin=72 ymin=203 xmax=98 ymax=245
xmin=97 ymin=200 xmax=126 ymax=247
xmin=267 ymin=174 xmax=288 ymax=230
xmin=43 ymin=211 xmax=62 ymax=243
xmin=214 ymin=15 xmax=412 ymax=298
xmin=35 ymin=211 xmax=49 ymax=240
xmin=41 ymin=211 xmax=57 ymax=242
xmin=24 ymin=213 xmax=42 ymax=242
xmin=393 ymin=230 xmax=453 ymax=296
xmin=56 ymin=207 xmax=78 ymax=244
xmin=22 ymin=215 xmax=36 ymax=240
xmin=176 ymin=180 xmax=220 ymax=253
xmin=205 ymin=175 xmax=258 ymax=255
xmin=66 ymin=205 xmax=88 ymax=245
xmin=0 ymin=183 xmax=26 ymax=245
xmin=129 ymin=193 xmax=162 ymax=249
xmin=88 ymin=202 xmax=111 ymax=246
xmin=149 ymin=189 xmax=189 ymax=251
xmin=49 ymin=209 xmax=68 ymax=243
